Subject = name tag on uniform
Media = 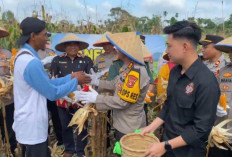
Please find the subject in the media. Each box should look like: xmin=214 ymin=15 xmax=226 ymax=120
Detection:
xmin=59 ymin=61 xmax=67 ymax=64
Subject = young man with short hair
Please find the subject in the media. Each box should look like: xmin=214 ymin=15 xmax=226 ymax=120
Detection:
xmin=13 ymin=17 xmax=91 ymax=157
xmin=141 ymin=21 xmax=220 ymax=157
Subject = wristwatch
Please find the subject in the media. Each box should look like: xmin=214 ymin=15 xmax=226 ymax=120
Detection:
xmin=164 ymin=141 xmax=172 ymax=151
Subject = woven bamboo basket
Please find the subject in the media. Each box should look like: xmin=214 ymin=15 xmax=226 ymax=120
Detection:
xmin=120 ymin=133 xmax=160 ymax=157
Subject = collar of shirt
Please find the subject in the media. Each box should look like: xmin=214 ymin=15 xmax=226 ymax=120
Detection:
xmin=22 ymin=43 xmax=40 ymax=59
xmin=177 ymin=58 xmax=201 ymax=80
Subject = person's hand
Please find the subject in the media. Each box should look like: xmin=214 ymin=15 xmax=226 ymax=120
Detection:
xmin=216 ymin=105 xmax=229 ymax=117
xmin=41 ymin=56 xmax=55 ymax=65
xmin=71 ymin=71 xmax=91 ymax=85
xmin=141 ymin=142 xmax=166 ymax=157
xmin=72 ymin=90 xmax=82 ymax=104
xmin=141 ymin=125 xmax=156 ymax=136
xmin=63 ymin=96 xmax=72 ymax=103
xmin=86 ymin=68 xmax=109 ymax=86
xmin=78 ymin=87 xmax=98 ymax=104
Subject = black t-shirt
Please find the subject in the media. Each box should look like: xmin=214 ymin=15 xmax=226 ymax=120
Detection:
xmin=159 ymin=58 xmax=220 ymax=157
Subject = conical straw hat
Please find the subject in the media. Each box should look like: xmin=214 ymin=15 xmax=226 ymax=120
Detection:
xmin=106 ymin=32 xmax=144 ymax=65
xmin=0 ymin=26 xmax=9 ymax=38
xmin=215 ymin=36 xmax=232 ymax=53
xmin=93 ymin=31 xmax=112 ymax=47
xmin=141 ymin=42 xmax=152 ymax=59
xmin=55 ymin=33 xmax=89 ymax=52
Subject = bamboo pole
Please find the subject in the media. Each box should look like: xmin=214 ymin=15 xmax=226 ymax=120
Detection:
xmin=0 ymin=100 xmax=13 ymax=157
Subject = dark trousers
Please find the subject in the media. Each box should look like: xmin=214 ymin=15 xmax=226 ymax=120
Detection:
xmin=208 ymin=145 xmax=232 ymax=157
xmin=114 ymin=130 xmax=125 ymax=157
xmin=21 ymin=141 xmax=51 ymax=157
xmin=47 ymin=100 xmax=63 ymax=145
xmin=0 ymin=103 xmax=17 ymax=153
xmin=58 ymin=107 xmax=87 ymax=156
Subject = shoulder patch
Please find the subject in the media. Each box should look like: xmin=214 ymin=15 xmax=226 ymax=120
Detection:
xmin=118 ymin=69 xmax=140 ymax=103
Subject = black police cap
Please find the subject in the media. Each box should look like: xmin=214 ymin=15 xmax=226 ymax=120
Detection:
xmin=199 ymin=35 xmax=224 ymax=46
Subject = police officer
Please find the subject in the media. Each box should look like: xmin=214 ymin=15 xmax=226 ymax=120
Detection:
xmin=141 ymin=21 xmax=220 ymax=157
xmin=51 ymin=33 xmax=93 ymax=157
xmin=199 ymin=35 xmax=226 ymax=77
xmin=0 ymin=26 xmax=17 ymax=155
xmin=107 ymin=35 xmax=154 ymax=124
xmin=208 ymin=36 xmax=232 ymax=157
xmin=79 ymin=32 xmax=150 ymax=143
xmin=93 ymin=31 xmax=116 ymax=79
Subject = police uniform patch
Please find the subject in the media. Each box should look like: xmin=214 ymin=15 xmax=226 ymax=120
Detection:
xmin=123 ymin=72 xmax=128 ymax=78
xmin=221 ymin=85 xmax=229 ymax=90
xmin=185 ymin=83 xmax=194 ymax=95
xmin=0 ymin=54 xmax=7 ymax=58
xmin=100 ymin=57 xmax=105 ymax=61
xmin=223 ymin=72 xmax=232 ymax=78
xmin=118 ymin=69 xmax=140 ymax=103
xmin=127 ymin=75 xmax=138 ymax=88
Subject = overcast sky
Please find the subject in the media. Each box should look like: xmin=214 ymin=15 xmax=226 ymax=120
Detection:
xmin=1 ymin=0 xmax=232 ymax=23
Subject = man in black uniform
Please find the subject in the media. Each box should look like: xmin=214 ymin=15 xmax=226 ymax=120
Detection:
xmin=141 ymin=21 xmax=220 ymax=157
xmin=50 ymin=33 xmax=93 ymax=157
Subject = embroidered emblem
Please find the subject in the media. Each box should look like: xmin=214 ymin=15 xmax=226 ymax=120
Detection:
xmin=221 ymin=85 xmax=229 ymax=90
xmin=185 ymin=83 xmax=194 ymax=95
xmin=127 ymin=62 xmax=134 ymax=69
xmin=223 ymin=72 xmax=232 ymax=78
xmin=127 ymin=75 xmax=138 ymax=88
xmin=123 ymin=72 xmax=128 ymax=78
xmin=100 ymin=57 xmax=105 ymax=61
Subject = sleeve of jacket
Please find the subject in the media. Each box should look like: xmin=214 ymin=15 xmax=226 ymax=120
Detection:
xmin=180 ymin=79 xmax=220 ymax=146
xmin=24 ymin=59 xmax=78 ymax=101
xmin=50 ymin=74 xmax=72 ymax=85
xmin=97 ymin=80 xmax=116 ymax=93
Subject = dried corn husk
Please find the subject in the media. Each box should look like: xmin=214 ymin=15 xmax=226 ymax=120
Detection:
xmin=0 ymin=75 xmax=13 ymax=99
xmin=48 ymin=142 xmax=64 ymax=157
xmin=219 ymin=93 xmax=227 ymax=110
xmin=207 ymin=119 xmax=232 ymax=157
xmin=68 ymin=104 xmax=98 ymax=134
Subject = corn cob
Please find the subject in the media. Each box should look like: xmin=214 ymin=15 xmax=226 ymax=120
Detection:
xmin=219 ymin=92 xmax=227 ymax=111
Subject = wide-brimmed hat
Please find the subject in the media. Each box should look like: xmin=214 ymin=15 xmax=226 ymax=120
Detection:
xmin=0 ymin=26 xmax=9 ymax=38
xmin=55 ymin=33 xmax=89 ymax=52
xmin=106 ymin=32 xmax=144 ymax=65
xmin=16 ymin=17 xmax=46 ymax=45
xmin=199 ymin=35 xmax=224 ymax=46
xmin=214 ymin=36 xmax=232 ymax=53
xmin=93 ymin=31 xmax=112 ymax=47
xmin=141 ymin=42 xmax=152 ymax=59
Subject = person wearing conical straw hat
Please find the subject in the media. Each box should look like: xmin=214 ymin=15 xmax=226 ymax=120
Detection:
xmin=78 ymin=32 xmax=150 ymax=143
xmin=13 ymin=17 xmax=91 ymax=157
xmin=107 ymin=35 xmax=154 ymax=102
xmin=93 ymin=31 xmax=116 ymax=80
xmin=51 ymin=33 xmax=93 ymax=157
xmin=207 ymin=37 xmax=232 ymax=157
xmin=0 ymin=26 xmax=17 ymax=155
